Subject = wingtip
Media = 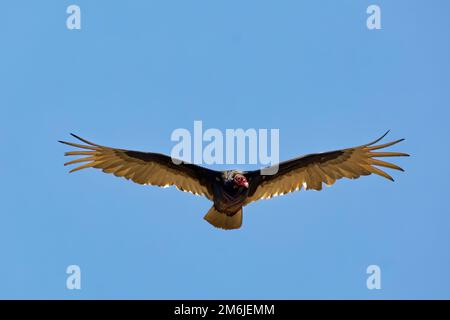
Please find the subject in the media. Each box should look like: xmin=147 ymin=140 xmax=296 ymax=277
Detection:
xmin=68 ymin=133 xmax=100 ymax=147
xmin=380 ymin=129 xmax=390 ymax=140
xmin=366 ymin=130 xmax=391 ymax=147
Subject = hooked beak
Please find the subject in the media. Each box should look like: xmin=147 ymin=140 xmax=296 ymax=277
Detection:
xmin=243 ymin=181 xmax=249 ymax=188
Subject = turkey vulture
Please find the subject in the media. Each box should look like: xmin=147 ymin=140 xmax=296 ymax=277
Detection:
xmin=59 ymin=131 xmax=408 ymax=230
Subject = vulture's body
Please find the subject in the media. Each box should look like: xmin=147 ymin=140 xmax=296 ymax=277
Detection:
xmin=59 ymin=132 xmax=409 ymax=230
xmin=205 ymin=171 xmax=250 ymax=229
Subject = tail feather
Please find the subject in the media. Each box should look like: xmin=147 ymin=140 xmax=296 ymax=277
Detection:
xmin=203 ymin=206 xmax=243 ymax=230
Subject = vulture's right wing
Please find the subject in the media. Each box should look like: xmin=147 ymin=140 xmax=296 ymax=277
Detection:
xmin=59 ymin=134 xmax=219 ymax=200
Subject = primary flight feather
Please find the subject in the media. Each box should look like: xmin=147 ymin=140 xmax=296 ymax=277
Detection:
xmin=59 ymin=131 xmax=409 ymax=230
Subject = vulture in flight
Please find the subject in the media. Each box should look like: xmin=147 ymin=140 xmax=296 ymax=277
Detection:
xmin=59 ymin=132 xmax=408 ymax=230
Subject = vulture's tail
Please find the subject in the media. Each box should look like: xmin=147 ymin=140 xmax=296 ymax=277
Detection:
xmin=203 ymin=206 xmax=243 ymax=230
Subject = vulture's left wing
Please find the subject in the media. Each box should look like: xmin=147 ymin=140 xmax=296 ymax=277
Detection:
xmin=244 ymin=131 xmax=409 ymax=205
xmin=59 ymin=134 xmax=218 ymax=200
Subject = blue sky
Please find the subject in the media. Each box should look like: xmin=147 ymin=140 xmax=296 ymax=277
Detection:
xmin=1 ymin=0 xmax=449 ymax=299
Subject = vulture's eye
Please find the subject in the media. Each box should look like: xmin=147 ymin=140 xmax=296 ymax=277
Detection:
xmin=234 ymin=175 xmax=249 ymax=188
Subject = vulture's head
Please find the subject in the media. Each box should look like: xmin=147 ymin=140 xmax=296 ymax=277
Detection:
xmin=233 ymin=173 xmax=249 ymax=189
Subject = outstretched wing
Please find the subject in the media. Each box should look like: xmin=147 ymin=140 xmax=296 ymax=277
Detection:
xmin=59 ymin=134 xmax=218 ymax=200
xmin=244 ymin=131 xmax=409 ymax=204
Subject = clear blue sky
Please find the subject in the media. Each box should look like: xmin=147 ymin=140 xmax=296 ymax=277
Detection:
xmin=1 ymin=0 xmax=449 ymax=299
